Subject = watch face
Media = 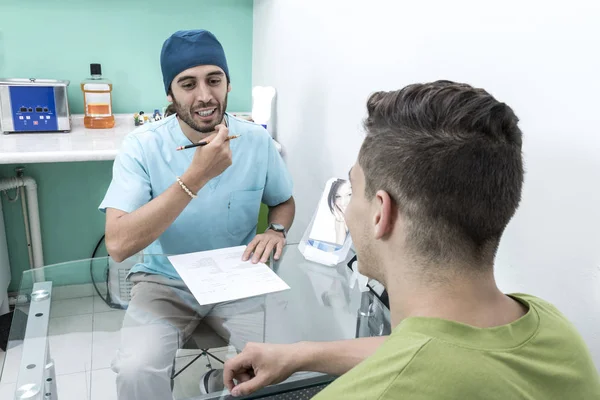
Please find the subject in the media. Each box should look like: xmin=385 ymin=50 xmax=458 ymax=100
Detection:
xmin=271 ymin=223 xmax=284 ymax=231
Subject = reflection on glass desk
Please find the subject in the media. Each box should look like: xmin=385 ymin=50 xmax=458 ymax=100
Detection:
xmin=0 ymin=244 xmax=390 ymax=400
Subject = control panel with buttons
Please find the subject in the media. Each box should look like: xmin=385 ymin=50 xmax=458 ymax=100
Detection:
xmin=9 ymin=86 xmax=59 ymax=132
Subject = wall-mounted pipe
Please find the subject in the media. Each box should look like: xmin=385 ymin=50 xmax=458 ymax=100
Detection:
xmin=0 ymin=176 xmax=44 ymax=270
xmin=0 ymin=199 xmax=10 ymax=315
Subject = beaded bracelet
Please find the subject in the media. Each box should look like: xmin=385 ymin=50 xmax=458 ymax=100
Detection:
xmin=176 ymin=177 xmax=197 ymax=199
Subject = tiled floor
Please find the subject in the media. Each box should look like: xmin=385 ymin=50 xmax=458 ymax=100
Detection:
xmin=0 ymin=284 xmax=234 ymax=399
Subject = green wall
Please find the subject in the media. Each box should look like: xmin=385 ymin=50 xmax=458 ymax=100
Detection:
xmin=0 ymin=0 xmax=254 ymax=114
xmin=1 ymin=162 xmax=113 ymax=292
xmin=0 ymin=0 xmax=255 ymax=292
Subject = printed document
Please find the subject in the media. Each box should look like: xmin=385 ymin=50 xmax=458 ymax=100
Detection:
xmin=167 ymin=246 xmax=290 ymax=305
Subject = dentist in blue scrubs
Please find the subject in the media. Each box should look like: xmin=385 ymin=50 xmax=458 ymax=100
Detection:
xmin=99 ymin=29 xmax=295 ymax=399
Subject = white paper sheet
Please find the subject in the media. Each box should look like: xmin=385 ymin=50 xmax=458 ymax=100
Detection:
xmin=167 ymin=246 xmax=290 ymax=305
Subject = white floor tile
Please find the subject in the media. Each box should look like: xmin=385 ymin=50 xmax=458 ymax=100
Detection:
xmin=1 ymin=315 xmax=93 ymax=381
xmin=53 ymin=284 xmax=95 ymax=301
xmin=90 ymin=368 xmax=117 ymax=400
xmin=48 ymin=314 xmax=93 ymax=376
xmin=92 ymin=311 xmax=125 ymax=370
xmin=94 ymin=285 xmax=108 ymax=298
xmin=86 ymin=370 xmax=91 ymax=396
xmin=0 ymin=382 xmax=16 ymax=398
xmin=56 ymin=372 xmax=89 ymax=400
xmin=49 ymin=333 xmax=93 ymax=376
xmin=93 ymin=295 xmax=116 ymax=313
xmin=49 ymin=314 xmax=92 ymax=375
xmin=91 ymin=331 xmax=120 ymax=371
xmin=49 ymin=314 xmax=93 ymax=336
xmin=0 ymin=343 xmax=22 ymax=384
xmin=93 ymin=310 xmax=125 ymax=333
xmin=173 ymin=354 xmax=213 ymax=400
xmin=51 ymin=297 xmax=94 ymax=319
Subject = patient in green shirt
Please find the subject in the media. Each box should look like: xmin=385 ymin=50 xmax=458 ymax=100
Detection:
xmin=223 ymin=81 xmax=600 ymax=399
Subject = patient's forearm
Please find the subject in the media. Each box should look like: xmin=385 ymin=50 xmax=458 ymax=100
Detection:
xmin=293 ymin=337 xmax=388 ymax=376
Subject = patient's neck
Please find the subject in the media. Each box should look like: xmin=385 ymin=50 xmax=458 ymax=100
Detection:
xmin=384 ymin=254 xmax=527 ymax=329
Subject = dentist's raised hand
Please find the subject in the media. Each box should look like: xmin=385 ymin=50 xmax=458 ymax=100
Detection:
xmin=182 ymin=124 xmax=232 ymax=192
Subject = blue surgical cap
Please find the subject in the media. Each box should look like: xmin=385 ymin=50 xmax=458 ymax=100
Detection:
xmin=160 ymin=29 xmax=230 ymax=94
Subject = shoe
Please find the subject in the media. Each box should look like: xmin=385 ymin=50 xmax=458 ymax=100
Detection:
xmin=199 ymin=368 xmax=225 ymax=394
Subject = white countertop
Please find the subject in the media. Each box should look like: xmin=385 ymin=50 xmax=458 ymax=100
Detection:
xmin=0 ymin=114 xmax=134 ymax=164
xmin=0 ymin=113 xmax=281 ymax=164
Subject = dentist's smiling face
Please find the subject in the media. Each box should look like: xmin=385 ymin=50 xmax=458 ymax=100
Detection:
xmin=168 ymin=65 xmax=231 ymax=133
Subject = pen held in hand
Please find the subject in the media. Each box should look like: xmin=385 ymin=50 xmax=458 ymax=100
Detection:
xmin=176 ymin=135 xmax=241 ymax=151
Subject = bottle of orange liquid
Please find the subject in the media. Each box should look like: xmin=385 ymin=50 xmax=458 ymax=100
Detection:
xmin=81 ymin=63 xmax=115 ymax=129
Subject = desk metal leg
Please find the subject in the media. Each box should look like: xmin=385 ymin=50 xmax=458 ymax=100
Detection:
xmin=44 ymin=357 xmax=57 ymax=400
xmin=355 ymin=291 xmax=374 ymax=338
xmin=14 ymin=282 xmax=57 ymax=400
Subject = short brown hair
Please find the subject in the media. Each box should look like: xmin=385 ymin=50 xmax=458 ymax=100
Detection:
xmin=359 ymin=80 xmax=523 ymax=266
xmin=164 ymin=103 xmax=176 ymax=117
xmin=165 ymin=88 xmax=176 ymax=117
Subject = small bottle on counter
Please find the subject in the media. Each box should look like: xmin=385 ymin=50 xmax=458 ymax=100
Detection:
xmin=81 ymin=63 xmax=115 ymax=129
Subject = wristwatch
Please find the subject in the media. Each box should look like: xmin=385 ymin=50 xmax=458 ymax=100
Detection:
xmin=267 ymin=223 xmax=287 ymax=238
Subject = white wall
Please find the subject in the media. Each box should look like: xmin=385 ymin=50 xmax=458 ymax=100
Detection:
xmin=253 ymin=0 xmax=600 ymax=368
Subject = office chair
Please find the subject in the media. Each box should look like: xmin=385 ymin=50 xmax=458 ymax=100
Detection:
xmin=170 ymin=301 xmax=268 ymax=390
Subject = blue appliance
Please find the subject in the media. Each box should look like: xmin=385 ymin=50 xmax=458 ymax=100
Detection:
xmin=0 ymin=78 xmax=71 ymax=134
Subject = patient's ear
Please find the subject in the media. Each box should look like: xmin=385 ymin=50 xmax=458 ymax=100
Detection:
xmin=373 ymin=190 xmax=395 ymax=240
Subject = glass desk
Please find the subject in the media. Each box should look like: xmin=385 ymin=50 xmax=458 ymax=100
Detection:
xmin=0 ymin=244 xmax=390 ymax=399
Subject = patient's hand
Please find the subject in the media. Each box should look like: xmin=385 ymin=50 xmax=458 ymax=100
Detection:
xmin=223 ymin=342 xmax=299 ymax=397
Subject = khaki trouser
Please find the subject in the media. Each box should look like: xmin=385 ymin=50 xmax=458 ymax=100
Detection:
xmin=111 ymin=273 xmax=265 ymax=400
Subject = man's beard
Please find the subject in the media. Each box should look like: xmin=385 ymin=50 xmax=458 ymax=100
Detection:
xmin=172 ymin=94 xmax=228 ymax=133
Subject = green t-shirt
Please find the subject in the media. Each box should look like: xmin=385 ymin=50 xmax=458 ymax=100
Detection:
xmin=315 ymin=294 xmax=600 ymax=399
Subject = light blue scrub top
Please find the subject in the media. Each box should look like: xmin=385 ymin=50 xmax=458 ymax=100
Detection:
xmin=99 ymin=114 xmax=293 ymax=280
